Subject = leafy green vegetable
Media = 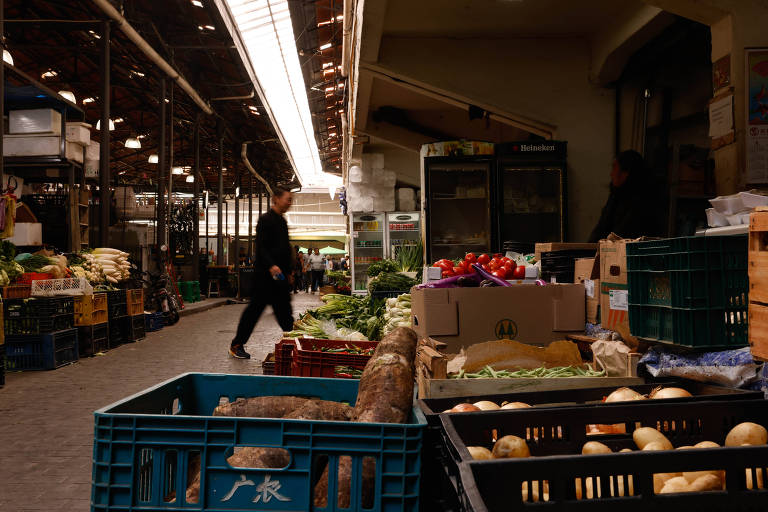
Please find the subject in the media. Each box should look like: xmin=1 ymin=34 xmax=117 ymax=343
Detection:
xmin=366 ymin=259 xmax=398 ymax=278
xmin=368 ymin=272 xmax=418 ymax=293
xmin=18 ymin=254 xmax=56 ymax=272
xmin=394 ymin=240 xmax=423 ymax=273
xmin=0 ymin=241 xmax=16 ymax=261
xmin=0 ymin=260 xmax=23 ymax=280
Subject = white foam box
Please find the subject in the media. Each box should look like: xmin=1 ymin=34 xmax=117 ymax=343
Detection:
xmin=85 ymin=159 xmax=99 ymax=178
xmin=86 ymin=140 xmax=100 ymax=161
xmin=66 ymin=122 xmax=92 ymax=146
xmin=3 ymin=134 xmax=85 ymax=163
xmin=349 ymin=165 xmax=363 ymax=183
xmin=8 ymin=223 xmax=42 ymax=246
xmin=362 ymin=153 xmax=384 ymax=171
xmin=9 ymin=109 xmax=62 ymax=135
xmin=373 ymin=197 xmax=396 ymax=212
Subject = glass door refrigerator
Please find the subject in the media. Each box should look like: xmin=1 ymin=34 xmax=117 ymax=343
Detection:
xmin=386 ymin=212 xmax=421 ymax=259
xmin=422 ymin=155 xmax=495 ymax=263
xmin=495 ymin=142 xmax=567 ymax=247
xmin=350 ymin=212 xmax=385 ymax=294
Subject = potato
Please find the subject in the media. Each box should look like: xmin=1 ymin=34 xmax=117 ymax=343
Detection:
xmin=522 ymin=481 xmax=549 ymax=502
xmin=633 ymin=427 xmax=673 ymax=450
xmin=676 ymin=446 xmax=695 ymax=450
xmin=473 ymin=400 xmax=500 ymax=411
xmin=746 ymin=468 xmax=765 ymax=490
xmin=695 ymin=441 xmax=720 ymax=449
xmin=582 ymin=441 xmax=612 ymax=455
xmin=643 ymin=441 xmax=671 ymax=451
xmin=659 ymin=476 xmax=690 ymax=494
xmin=619 ymin=448 xmax=633 ymax=453
xmin=467 ymin=446 xmax=493 ymax=460
xmin=725 ymin=422 xmax=768 ymax=447
xmin=683 ymin=470 xmax=723 ymax=486
xmin=450 ymin=403 xmax=481 ymax=413
xmin=501 ymin=401 xmax=532 ymax=410
xmin=688 ymin=473 xmax=722 ymax=492
xmin=654 ymin=472 xmax=682 ymax=494
xmin=575 ymin=477 xmax=601 ymax=499
xmin=614 ymin=474 xmax=635 ymax=496
xmin=492 ymin=435 xmax=530 ymax=459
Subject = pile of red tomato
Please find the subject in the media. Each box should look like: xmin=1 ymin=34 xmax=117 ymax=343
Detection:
xmin=433 ymin=253 xmax=526 ymax=280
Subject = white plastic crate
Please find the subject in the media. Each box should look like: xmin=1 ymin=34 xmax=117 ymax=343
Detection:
xmin=31 ymin=278 xmax=94 ymax=297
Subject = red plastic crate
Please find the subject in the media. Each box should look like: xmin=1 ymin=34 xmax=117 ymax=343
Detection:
xmin=17 ymin=272 xmax=53 ymax=285
xmin=273 ymin=338 xmax=296 ymax=376
xmin=292 ymin=338 xmax=378 ymax=378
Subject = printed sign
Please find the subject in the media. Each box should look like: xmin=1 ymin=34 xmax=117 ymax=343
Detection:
xmin=609 ymin=290 xmax=629 ymax=312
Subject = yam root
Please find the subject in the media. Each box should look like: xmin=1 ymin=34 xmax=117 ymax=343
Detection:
xmin=213 ymin=396 xmax=315 ymax=418
xmin=314 ymin=327 xmax=418 ymax=508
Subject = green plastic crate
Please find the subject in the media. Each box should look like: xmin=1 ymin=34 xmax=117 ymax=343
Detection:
xmin=626 ymin=235 xmax=748 ymax=349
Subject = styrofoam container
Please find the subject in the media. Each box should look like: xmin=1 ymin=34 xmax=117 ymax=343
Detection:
xmin=86 ymin=140 xmax=100 ymax=161
xmin=9 ymin=108 xmax=61 ymax=134
xmin=85 ymin=159 xmax=99 ymax=178
xmin=8 ymin=222 xmax=42 ymax=246
xmin=709 ymin=194 xmax=744 ymax=215
xmin=66 ymin=142 xmax=84 ymax=163
xmin=739 ymin=190 xmax=768 ymax=209
xmin=348 ymin=165 xmax=363 ymax=183
xmin=362 ymin=152 xmax=384 ymax=170
xmin=3 ymin=134 xmax=83 ymax=163
xmin=65 ymin=122 xmax=91 ymax=146
xmin=726 ymin=211 xmax=751 ymax=226
xmin=706 ymin=208 xmax=729 ymax=228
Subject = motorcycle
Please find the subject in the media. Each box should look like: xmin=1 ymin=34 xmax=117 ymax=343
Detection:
xmin=136 ymin=269 xmax=180 ymax=326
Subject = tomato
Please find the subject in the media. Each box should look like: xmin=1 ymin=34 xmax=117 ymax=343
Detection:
xmin=493 ymin=253 xmax=504 ymax=260
xmin=464 ymin=253 xmax=477 ymax=265
xmin=481 ymin=264 xmax=490 ymax=273
xmin=503 ymin=261 xmax=516 ymax=275
xmin=477 ymin=253 xmax=491 ymax=265
xmin=453 ymin=266 xmax=466 ymax=275
xmin=437 ymin=260 xmax=453 ymax=272
xmin=501 ymin=257 xmax=511 ymax=265
xmin=488 ymin=260 xmax=500 ymax=271
xmin=492 ymin=269 xmax=507 ymax=279
xmin=442 ymin=270 xmax=455 ymax=278
xmin=512 ymin=265 xmax=526 ymax=280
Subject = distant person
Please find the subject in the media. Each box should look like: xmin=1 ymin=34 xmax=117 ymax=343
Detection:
xmin=229 ymin=188 xmax=294 ymax=359
xmin=326 ymin=256 xmax=334 ymax=272
xmin=309 ymin=247 xmax=324 ymax=293
xmin=588 ymin=150 xmax=661 ymax=242
xmin=303 ymin=250 xmax=311 ymax=292
xmin=293 ymin=246 xmax=304 ymax=294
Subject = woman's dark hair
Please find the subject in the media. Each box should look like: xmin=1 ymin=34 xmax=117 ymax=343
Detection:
xmin=616 ymin=150 xmax=645 ymax=176
xmin=272 ymin=186 xmax=290 ymax=198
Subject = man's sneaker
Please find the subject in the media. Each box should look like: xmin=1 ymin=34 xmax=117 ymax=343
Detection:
xmin=229 ymin=344 xmax=251 ymax=359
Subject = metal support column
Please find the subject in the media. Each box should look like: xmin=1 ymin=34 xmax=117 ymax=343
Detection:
xmin=248 ymin=174 xmax=253 ymax=262
xmin=234 ymin=169 xmax=240 ymax=275
xmin=192 ymin=113 xmax=200 ymax=281
xmin=0 ymin=0 xmax=5 ymax=189
xmin=98 ymin=19 xmax=111 ymax=247
xmin=157 ymin=78 xmax=167 ymax=250
xmin=216 ymin=125 xmax=224 ymax=265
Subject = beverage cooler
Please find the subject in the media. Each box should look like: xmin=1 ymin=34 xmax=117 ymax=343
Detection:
xmin=421 ymin=141 xmax=566 ymax=262
xmin=495 ymin=142 xmax=567 ymax=246
xmin=350 ymin=212 xmax=385 ymax=294
xmin=386 ymin=212 xmax=420 ymax=258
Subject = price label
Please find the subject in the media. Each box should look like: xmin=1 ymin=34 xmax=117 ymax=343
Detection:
xmin=584 ymin=279 xmax=595 ymax=298
xmin=609 ymin=289 xmax=628 ymax=311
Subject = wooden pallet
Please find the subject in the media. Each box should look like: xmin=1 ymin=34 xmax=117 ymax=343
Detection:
xmin=749 ymin=209 xmax=768 ymax=360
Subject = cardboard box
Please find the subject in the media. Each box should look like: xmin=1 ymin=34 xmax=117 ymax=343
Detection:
xmin=535 ymin=242 xmax=597 ymax=262
xmin=8 ymin=223 xmax=42 ymax=246
xmin=9 ymin=108 xmax=61 ymax=134
xmin=599 ymin=237 xmax=630 ymax=332
xmin=574 ymin=257 xmax=600 ymax=324
xmin=411 ymin=284 xmax=585 ymax=352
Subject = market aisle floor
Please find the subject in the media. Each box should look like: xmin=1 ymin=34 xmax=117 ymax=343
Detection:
xmin=0 ymin=292 xmax=321 ymax=512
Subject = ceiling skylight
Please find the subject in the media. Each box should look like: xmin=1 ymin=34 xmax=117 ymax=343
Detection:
xmin=215 ymin=0 xmax=328 ymax=187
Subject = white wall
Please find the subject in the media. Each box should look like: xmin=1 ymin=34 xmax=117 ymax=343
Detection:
xmin=375 ymin=36 xmax=616 ymax=241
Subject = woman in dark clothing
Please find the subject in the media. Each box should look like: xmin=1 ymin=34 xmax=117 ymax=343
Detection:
xmin=588 ymin=150 xmax=660 ymax=243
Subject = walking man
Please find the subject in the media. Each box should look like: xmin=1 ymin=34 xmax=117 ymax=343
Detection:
xmin=229 ymin=188 xmax=294 ymax=359
xmin=309 ymin=248 xmax=324 ymax=293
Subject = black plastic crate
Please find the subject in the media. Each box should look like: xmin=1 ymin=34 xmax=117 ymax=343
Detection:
xmin=5 ymin=314 xmax=74 ymax=335
xmin=128 ymin=314 xmax=145 ymax=341
xmin=108 ymin=316 xmax=130 ymax=348
xmin=5 ymin=296 xmax=74 ymax=317
xmin=417 ymin=381 xmax=761 ymax=509
xmin=106 ymin=290 xmax=127 ymax=319
xmin=77 ymin=322 xmax=109 ymax=357
xmin=144 ymin=311 xmax=164 ymax=332
xmin=5 ymin=329 xmax=78 ymax=370
xmin=443 ymin=399 xmax=768 ymax=511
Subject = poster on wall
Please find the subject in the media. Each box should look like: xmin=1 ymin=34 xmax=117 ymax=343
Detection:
xmin=747 ymin=49 xmax=768 ymax=183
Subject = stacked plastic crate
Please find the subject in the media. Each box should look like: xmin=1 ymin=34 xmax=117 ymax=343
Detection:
xmin=74 ymin=292 xmax=109 ymax=356
xmin=106 ymin=289 xmax=129 ymax=347
xmin=126 ymin=289 xmax=146 ymax=341
xmin=3 ymin=297 xmax=78 ymax=370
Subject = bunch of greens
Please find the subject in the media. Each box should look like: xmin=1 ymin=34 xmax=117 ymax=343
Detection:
xmin=17 ymin=254 xmax=57 ymax=272
xmin=366 ymin=259 xmax=398 ymax=278
xmin=295 ymin=293 xmax=385 ymax=341
xmin=394 ymin=240 xmax=423 ymax=273
xmin=368 ymin=272 xmax=418 ymax=293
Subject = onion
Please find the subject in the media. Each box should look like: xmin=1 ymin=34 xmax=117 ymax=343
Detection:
xmin=605 ymin=387 xmax=646 ymax=403
xmin=501 ymin=401 xmax=532 ymax=410
xmin=473 ymin=400 xmax=500 ymax=411
xmin=449 ymin=403 xmax=481 ymax=413
xmin=650 ymin=387 xmax=692 ymax=399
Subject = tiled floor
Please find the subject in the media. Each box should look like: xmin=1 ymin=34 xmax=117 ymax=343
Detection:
xmin=0 ymin=292 xmax=321 ymax=511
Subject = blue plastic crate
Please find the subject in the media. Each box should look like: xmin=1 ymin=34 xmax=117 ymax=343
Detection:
xmin=5 ymin=328 xmax=78 ymax=371
xmin=145 ymin=312 xmax=165 ymax=332
xmin=91 ymin=373 xmax=426 ymax=512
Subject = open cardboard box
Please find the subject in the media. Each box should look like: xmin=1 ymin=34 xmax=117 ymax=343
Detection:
xmin=410 ymin=283 xmax=585 ymax=353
